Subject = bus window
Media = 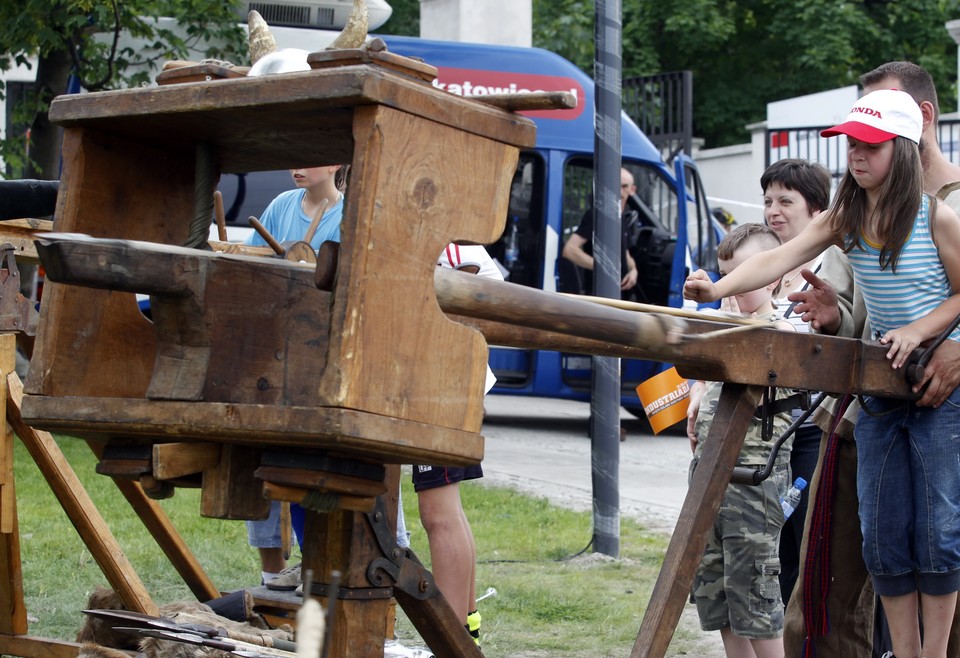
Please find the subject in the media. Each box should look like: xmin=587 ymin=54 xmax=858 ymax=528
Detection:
xmin=487 ymin=152 xmax=545 ymax=290
xmin=559 ymin=158 xmax=682 ymax=307
xmin=681 ymin=160 xmax=719 ymax=273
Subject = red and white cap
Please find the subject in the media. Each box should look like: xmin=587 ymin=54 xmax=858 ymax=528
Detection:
xmin=820 ymin=89 xmax=922 ymax=144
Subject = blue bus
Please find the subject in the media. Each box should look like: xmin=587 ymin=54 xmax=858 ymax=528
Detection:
xmin=218 ymin=34 xmax=722 ymax=416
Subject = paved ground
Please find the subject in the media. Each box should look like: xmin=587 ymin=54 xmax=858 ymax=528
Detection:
xmin=481 ymin=393 xmax=693 ymax=533
xmin=479 ymin=393 xmax=727 ymax=657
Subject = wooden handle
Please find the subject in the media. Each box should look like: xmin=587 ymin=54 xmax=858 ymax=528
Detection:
xmin=248 ymin=216 xmax=284 ymax=255
xmin=473 ymin=91 xmax=577 ymax=112
xmin=303 ymin=197 xmax=331 ymax=245
xmin=434 ymin=266 xmax=683 ymax=353
xmin=213 ymin=191 xmax=227 ymax=242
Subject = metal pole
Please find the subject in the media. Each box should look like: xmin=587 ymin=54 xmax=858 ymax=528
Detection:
xmin=591 ymin=0 xmax=622 ymax=558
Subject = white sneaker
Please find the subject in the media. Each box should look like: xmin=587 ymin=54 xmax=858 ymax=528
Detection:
xmin=265 ymin=563 xmax=301 ymax=591
xmin=383 ymin=639 xmax=434 ymax=658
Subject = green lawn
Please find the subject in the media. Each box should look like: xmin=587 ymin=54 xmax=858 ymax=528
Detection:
xmin=10 ymin=435 xmax=711 ymax=657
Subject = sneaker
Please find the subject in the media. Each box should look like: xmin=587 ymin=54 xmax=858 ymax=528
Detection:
xmin=383 ymin=639 xmax=434 ymax=657
xmin=265 ymin=563 xmax=301 ymax=591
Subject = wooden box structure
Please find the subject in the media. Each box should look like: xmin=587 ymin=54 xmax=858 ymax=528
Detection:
xmin=12 ymin=59 xmax=534 ymax=658
xmin=22 ymin=63 xmax=534 ymax=467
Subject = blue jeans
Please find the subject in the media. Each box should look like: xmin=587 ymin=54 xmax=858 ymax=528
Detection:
xmin=246 ymin=500 xmax=283 ymax=548
xmin=856 ymin=390 xmax=960 ymax=596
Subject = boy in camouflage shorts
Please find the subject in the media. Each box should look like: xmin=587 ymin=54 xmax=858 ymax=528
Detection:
xmin=685 ymin=224 xmax=796 ymax=657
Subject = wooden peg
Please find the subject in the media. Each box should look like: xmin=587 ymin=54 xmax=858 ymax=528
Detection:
xmin=248 ymin=216 xmax=285 ymax=256
xmin=214 ymin=191 xmax=227 ymax=242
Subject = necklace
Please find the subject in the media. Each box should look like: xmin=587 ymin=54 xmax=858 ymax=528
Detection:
xmin=781 ymin=268 xmax=803 ymax=288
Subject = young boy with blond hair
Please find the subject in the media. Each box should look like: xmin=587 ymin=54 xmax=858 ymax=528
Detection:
xmin=686 ymin=223 xmax=796 ymax=658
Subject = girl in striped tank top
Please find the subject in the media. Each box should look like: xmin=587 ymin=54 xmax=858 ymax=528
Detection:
xmin=683 ymin=89 xmax=960 ymax=658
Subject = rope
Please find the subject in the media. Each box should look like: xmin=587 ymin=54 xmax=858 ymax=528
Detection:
xmin=679 ymin=323 xmax=773 ymax=342
xmin=560 ymin=292 xmax=767 ymax=326
xmin=300 ymin=490 xmax=341 ymax=512
xmin=184 ymin=142 xmax=216 ymax=250
xmin=800 ymin=394 xmax=853 ymax=657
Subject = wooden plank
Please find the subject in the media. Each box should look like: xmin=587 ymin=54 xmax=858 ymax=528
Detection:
xmin=25 ymin=128 xmax=187 ymax=401
xmin=94 ymin=458 xmax=151 ymax=478
xmin=152 ymin=442 xmax=220 ymax=479
xmin=0 ymin=335 xmax=12 ymax=533
xmin=0 ymin=218 xmax=52 ymax=264
xmin=317 ymin=104 xmax=514 ymax=432
xmin=20 ymin=398 xmax=484 ymax=466
xmin=200 ymin=445 xmax=270 ymax=520
xmin=255 ymin=465 xmax=387 ymax=498
xmin=6 ymin=373 xmax=158 ymax=616
xmin=631 ymin=383 xmax=762 ymax=658
xmin=261 ymin=482 xmax=375 ymax=514
xmin=0 ymin=427 xmax=27 ymax=636
xmin=0 ymin=333 xmax=27 ymax=634
xmin=46 ymin=66 xmax=536 ymax=174
xmin=0 ymin=634 xmax=82 ymax=658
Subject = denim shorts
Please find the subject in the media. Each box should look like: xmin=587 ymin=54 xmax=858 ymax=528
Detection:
xmin=856 ymin=389 xmax=960 ymax=596
xmin=245 ymin=500 xmax=282 ymax=548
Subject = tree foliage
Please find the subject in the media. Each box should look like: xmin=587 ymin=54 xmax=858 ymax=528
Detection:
xmin=533 ymin=0 xmax=960 ymax=148
xmin=373 ymin=0 xmax=419 ymax=36
xmin=0 ymin=0 xmax=246 ymax=178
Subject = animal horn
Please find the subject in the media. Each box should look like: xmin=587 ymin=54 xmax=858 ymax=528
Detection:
xmin=328 ymin=0 xmax=369 ymax=50
xmin=248 ymin=10 xmax=278 ymax=64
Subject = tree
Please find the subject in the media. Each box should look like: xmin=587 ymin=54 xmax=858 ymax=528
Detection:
xmin=533 ymin=0 xmax=960 ymax=148
xmin=375 ymin=0 xmax=419 ymax=36
xmin=0 ymin=0 xmax=246 ymax=179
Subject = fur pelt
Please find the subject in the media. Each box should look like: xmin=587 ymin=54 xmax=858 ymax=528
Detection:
xmin=77 ymin=587 xmax=294 ymax=658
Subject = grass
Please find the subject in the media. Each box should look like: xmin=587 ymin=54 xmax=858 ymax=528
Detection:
xmin=10 ymin=436 xmax=714 ymax=656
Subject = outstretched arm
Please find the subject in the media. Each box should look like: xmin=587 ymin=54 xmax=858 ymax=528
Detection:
xmin=684 ymin=215 xmax=837 ymax=303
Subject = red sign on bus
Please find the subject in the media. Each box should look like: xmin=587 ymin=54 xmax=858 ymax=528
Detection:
xmin=431 ymin=67 xmax=585 ymax=120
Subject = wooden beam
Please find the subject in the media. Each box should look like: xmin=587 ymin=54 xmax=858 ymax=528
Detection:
xmin=152 ymin=442 xmax=220 ymax=479
xmin=0 ymin=334 xmax=26 ymax=635
xmin=6 ymin=373 xmax=158 ymax=616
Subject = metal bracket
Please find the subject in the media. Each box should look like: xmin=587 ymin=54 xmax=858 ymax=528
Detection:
xmin=0 ymin=243 xmax=39 ymax=335
xmin=364 ymin=496 xmax=439 ymax=600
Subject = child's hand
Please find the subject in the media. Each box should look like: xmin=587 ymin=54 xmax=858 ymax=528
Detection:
xmin=880 ymin=327 xmax=923 ymax=369
xmin=720 ymin=295 xmax=742 ymax=316
xmin=683 ymin=270 xmax=718 ymax=303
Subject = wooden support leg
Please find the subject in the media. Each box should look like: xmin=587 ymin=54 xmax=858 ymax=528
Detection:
xmin=394 ymin=586 xmax=483 ymax=658
xmin=6 ymin=372 xmax=158 ymax=616
xmin=0 ymin=333 xmax=27 ymax=635
xmin=631 ymin=383 xmax=763 ymax=658
xmin=103 ymin=473 xmax=220 ymax=602
xmin=302 ymin=510 xmax=391 ymax=657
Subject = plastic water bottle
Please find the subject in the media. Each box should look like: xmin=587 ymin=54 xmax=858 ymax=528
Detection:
xmin=504 ymin=216 xmax=520 ymax=271
xmin=780 ymin=477 xmax=808 ymax=520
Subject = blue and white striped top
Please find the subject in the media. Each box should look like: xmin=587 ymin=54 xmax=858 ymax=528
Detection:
xmin=846 ymin=196 xmax=960 ymax=342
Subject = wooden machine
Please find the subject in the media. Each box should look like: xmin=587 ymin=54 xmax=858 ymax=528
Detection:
xmin=0 ymin=44 xmax=920 ymax=658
